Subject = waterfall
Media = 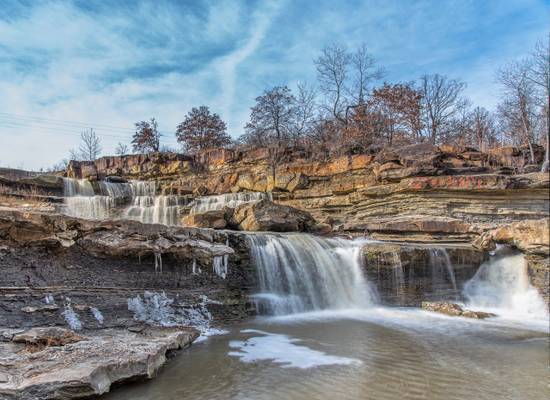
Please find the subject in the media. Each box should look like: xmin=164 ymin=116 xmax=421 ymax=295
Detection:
xmin=463 ymin=249 xmax=548 ymax=320
xmin=123 ymin=181 xmax=180 ymax=226
xmin=62 ymin=178 xmax=181 ymax=225
xmin=189 ymin=191 xmax=271 ymax=214
xmin=248 ymin=233 xmax=377 ymax=316
xmin=428 ymin=248 xmax=457 ymax=292
xmin=63 ymin=178 xmax=115 ymax=220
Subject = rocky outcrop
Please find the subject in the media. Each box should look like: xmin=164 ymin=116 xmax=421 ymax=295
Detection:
xmin=421 ymin=301 xmax=496 ymax=319
xmin=0 ymin=208 xmax=255 ymax=330
xmin=228 ymin=199 xmax=316 ymax=232
xmin=181 ymin=200 xmax=317 ymax=233
xmin=0 ymin=326 xmax=198 ymax=399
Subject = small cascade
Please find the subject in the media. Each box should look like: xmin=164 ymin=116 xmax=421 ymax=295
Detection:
xmin=463 ymin=249 xmax=548 ymax=320
xmin=248 ymin=233 xmax=377 ymax=316
xmin=62 ymin=178 xmax=182 ymax=225
xmin=63 ymin=178 xmax=115 ymax=220
xmin=124 ymin=181 xmax=180 ymax=226
xmin=189 ymin=191 xmax=271 ymax=214
xmin=429 ymin=248 xmax=458 ymax=293
xmin=390 ymin=252 xmax=405 ymax=297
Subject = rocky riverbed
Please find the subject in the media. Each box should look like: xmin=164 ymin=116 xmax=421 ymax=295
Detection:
xmin=0 ymin=144 xmax=548 ymax=399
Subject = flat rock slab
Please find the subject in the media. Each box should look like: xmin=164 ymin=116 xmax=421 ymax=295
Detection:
xmin=422 ymin=301 xmax=496 ymax=319
xmin=0 ymin=326 xmax=199 ymax=399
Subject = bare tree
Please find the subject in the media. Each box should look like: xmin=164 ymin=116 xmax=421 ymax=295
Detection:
xmin=132 ymin=118 xmax=161 ymax=153
xmin=526 ymin=34 xmax=550 ymax=171
xmin=419 ymin=74 xmax=467 ymax=144
xmin=115 ymin=142 xmax=129 ymax=156
xmin=292 ymin=82 xmax=318 ymax=144
xmin=315 ymin=43 xmax=350 ymax=124
xmin=349 ymin=43 xmax=385 ymax=105
xmin=497 ymin=62 xmax=539 ymax=163
xmin=70 ymin=129 xmax=101 ymax=161
xmin=175 ymin=106 xmax=231 ymax=153
xmin=465 ymin=107 xmax=497 ymax=151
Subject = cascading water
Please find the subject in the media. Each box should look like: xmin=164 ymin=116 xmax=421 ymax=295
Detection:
xmin=63 ymin=178 xmax=115 ymax=220
xmin=248 ymin=233 xmax=377 ymax=315
xmin=189 ymin=191 xmax=271 ymax=214
xmin=429 ymin=248 xmax=458 ymax=293
xmin=463 ymin=249 xmax=548 ymax=321
xmin=62 ymin=178 xmax=181 ymax=225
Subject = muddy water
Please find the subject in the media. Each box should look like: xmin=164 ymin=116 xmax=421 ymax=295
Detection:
xmin=103 ymin=308 xmax=548 ymax=400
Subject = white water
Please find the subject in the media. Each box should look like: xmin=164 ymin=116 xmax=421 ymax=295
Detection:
xmin=248 ymin=233 xmax=378 ymax=315
xmin=63 ymin=178 xmax=180 ymax=225
xmin=463 ymin=251 xmax=548 ymax=322
xmin=189 ymin=191 xmax=270 ymax=214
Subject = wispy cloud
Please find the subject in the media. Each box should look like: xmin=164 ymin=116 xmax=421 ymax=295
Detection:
xmin=0 ymin=0 xmax=548 ymax=169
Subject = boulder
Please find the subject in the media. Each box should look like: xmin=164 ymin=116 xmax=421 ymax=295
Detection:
xmin=181 ymin=210 xmax=227 ymax=229
xmin=229 ymin=199 xmax=315 ymax=232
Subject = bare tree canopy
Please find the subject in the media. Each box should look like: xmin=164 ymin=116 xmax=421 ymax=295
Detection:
xmin=419 ymin=74 xmax=467 ymax=144
xmin=132 ymin=118 xmax=161 ymax=153
xmin=70 ymin=129 xmax=101 ymax=161
xmin=526 ymin=33 xmax=550 ymax=171
xmin=315 ymin=43 xmax=350 ymax=124
xmin=496 ymin=62 xmax=539 ymax=163
xmin=115 ymin=142 xmax=129 ymax=156
xmin=175 ymin=106 xmax=230 ymax=153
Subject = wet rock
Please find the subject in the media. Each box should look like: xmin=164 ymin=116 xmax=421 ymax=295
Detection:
xmin=422 ymin=301 xmax=496 ymax=319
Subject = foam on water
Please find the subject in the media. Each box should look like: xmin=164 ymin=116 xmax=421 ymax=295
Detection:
xmin=463 ymin=251 xmax=549 ymax=323
xmin=228 ymin=329 xmax=361 ymax=368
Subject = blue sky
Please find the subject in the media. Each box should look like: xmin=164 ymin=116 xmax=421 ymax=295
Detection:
xmin=0 ymin=0 xmax=548 ymax=170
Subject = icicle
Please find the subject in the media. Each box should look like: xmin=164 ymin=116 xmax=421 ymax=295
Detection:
xmin=154 ymin=251 xmax=163 ymax=273
xmin=212 ymin=256 xmax=227 ymax=279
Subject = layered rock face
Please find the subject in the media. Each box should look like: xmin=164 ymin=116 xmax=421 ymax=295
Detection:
xmin=63 ymin=144 xmax=549 ymax=301
xmin=0 ymin=208 xmax=255 ymax=330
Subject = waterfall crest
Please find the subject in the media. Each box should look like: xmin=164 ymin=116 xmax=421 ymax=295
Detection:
xmin=62 ymin=178 xmax=181 ymax=225
xmin=248 ymin=233 xmax=377 ymax=315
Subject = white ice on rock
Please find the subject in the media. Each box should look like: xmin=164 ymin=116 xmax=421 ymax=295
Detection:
xmin=127 ymin=291 xmax=225 ymax=336
xmin=62 ymin=303 xmax=82 ymax=331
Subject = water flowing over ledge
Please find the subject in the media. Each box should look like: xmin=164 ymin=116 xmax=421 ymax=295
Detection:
xmin=247 ymin=233 xmax=378 ymax=316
